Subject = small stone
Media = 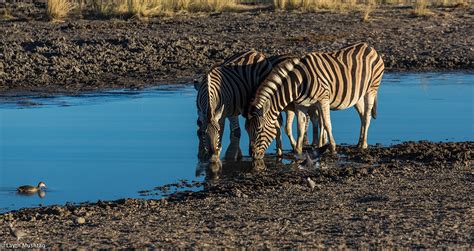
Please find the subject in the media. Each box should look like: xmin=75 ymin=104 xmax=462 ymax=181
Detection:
xmin=306 ymin=177 xmax=316 ymax=190
xmin=76 ymin=217 xmax=86 ymax=224
xmin=234 ymin=189 xmax=248 ymax=198
xmin=9 ymin=224 xmax=27 ymax=240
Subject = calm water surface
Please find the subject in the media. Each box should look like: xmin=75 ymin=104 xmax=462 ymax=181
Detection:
xmin=0 ymin=73 xmax=473 ymax=212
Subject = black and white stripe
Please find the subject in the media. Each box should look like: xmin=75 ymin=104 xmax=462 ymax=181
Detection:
xmin=196 ymin=50 xmax=275 ymax=161
xmin=246 ymin=42 xmax=385 ymax=159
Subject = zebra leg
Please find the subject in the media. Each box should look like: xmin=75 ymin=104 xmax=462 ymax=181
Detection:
xmin=309 ymin=108 xmax=320 ymax=146
xmin=224 ymin=116 xmax=242 ymax=161
xmin=319 ymin=100 xmax=337 ymax=153
xmin=317 ymin=107 xmax=327 ymax=147
xmin=228 ymin=116 xmax=241 ymax=140
xmin=360 ymin=93 xmax=376 ymax=149
xmin=197 ymin=119 xmax=209 ymax=160
xmin=355 ymin=99 xmax=366 ymax=148
xmin=295 ymin=108 xmax=307 ymax=155
xmin=275 ymin=114 xmax=283 ymax=157
xmin=284 ymin=107 xmax=297 ymax=151
xmin=302 ymin=113 xmax=310 ymax=146
xmin=224 ymin=136 xmax=242 ymax=161
xmin=319 ymin=108 xmax=328 ymax=146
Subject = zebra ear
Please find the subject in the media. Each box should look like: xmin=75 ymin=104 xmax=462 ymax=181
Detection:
xmin=214 ymin=104 xmax=225 ymax=121
xmin=193 ymin=75 xmax=204 ymax=90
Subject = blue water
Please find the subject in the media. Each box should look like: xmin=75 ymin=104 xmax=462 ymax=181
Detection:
xmin=0 ymin=73 xmax=473 ymax=212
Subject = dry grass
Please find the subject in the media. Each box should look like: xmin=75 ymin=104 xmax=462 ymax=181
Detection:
xmin=412 ymin=0 xmax=434 ymax=16
xmin=47 ymin=0 xmax=76 ymax=20
xmin=86 ymin=0 xmax=241 ymax=17
xmin=273 ymin=0 xmax=360 ymax=12
xmin=40 ymin=0 xmax=471 ymax=19
xmin=271 ymin=0 xmax=470 ymax=13
xmin=361 ymin=0 xmax=376 ymax=21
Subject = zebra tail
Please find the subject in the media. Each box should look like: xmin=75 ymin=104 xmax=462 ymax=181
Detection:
xmin=371 ymin=95 xmax=377 ymax=119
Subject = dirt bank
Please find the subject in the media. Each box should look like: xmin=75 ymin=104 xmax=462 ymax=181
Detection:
xmin=0 ymin=4 xmax=473 ymax=95
xmin=1 ymin=141 xmax=472 ymax=248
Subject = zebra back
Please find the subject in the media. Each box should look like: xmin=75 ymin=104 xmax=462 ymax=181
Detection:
xmin=197 ymin=50 xmax=273 ymax=121
xmin=250 ymin=42 xmax=384 ymax=118
xmin=267 ymin=54 xmax=299 ymax=68
xmin=299 ymin=42 xmax=384 ymax=109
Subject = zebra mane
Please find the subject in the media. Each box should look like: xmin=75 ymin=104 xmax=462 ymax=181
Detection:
xmin=206 ymin=67 xmax=224 ymax=120
xmin=251 ymin=57 xmax=300 ymax=112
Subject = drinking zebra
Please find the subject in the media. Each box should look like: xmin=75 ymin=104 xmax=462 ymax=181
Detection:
xmin=246 ymin=42 xmax=385 ymax=159
xmin=196 ymin=50 xmax=291 ymax=162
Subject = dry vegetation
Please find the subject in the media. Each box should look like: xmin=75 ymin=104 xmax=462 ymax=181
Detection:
xmin=46 ymin=0 xmax=76 ymax=20
xmin=84 ymin=0 xmax=241 ymax=17
xmin=412 ymin=0 xmax=434 ymax=16
xmin=41 ymin=0 xmax=471 ymax=20
xmin=46 ymin=0 xmax=241 ymax=19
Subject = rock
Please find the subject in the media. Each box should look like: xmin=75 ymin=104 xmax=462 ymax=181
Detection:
xmin=234 ymin=189 xmax=248 ymax=198
xmin=306 ymin=177 xmax=316 ymax=190
xmin=76 ymin=217 xmax=86 ymax=225
xmin=9 ymin=224 xmax=27 ymax=240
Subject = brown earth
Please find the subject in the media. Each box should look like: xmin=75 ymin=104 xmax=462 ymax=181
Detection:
xmin=0 ymin=141 xmax=472 ymax=248
xmin=0 ymin=3 xmax=473 ymax=95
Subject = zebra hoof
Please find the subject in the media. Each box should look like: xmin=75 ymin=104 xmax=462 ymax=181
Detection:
xmin=329 ymin=145 xmax=337 ymax=155
xmin=357 ymin=143 xmax=368 ymax=149
xmin=276 ymin=149 xmax=283 ymax=157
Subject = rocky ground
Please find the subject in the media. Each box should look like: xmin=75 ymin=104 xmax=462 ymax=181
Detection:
xmin=0 ymin=141 xmax=472 ymax=248
xmin=0 ymin=3 xmax=473 ymax=94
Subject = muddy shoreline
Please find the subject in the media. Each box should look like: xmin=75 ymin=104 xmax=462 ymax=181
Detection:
xmin=1 ymin=5 xmax=473 ymax=95
xmin=0 ymin=141 xmax=472 ymax=248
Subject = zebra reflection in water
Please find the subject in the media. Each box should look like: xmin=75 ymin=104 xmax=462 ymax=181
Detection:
xmin=195 ymin=137 xmax=266 ymax=182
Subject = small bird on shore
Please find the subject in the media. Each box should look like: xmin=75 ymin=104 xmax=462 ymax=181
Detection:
xmin=17 ymin=182 xmax=46 ymax=194
xmin=9 ymin=223 xmax=27 ymax=240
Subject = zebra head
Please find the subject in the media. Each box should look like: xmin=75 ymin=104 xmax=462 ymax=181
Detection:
xmin=207 ymin=104 xmax=225 ymax=163
xmin=245 ymin=101 xmax=278 ymax=160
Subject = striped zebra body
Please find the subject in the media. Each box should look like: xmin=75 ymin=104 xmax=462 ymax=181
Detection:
xmin=246 ymin=43 xmax=385 ymax=159
xmin=196 ymin=50 xmax=274 ymax=162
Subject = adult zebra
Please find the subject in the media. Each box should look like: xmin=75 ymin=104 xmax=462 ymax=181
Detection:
xmin=246 ymin=42 xmax=385 ymax=159
xmin=196 ymin=50 xmax=294 ymax=162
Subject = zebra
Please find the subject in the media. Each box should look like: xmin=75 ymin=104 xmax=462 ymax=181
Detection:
xmin=195 ymin=51 xmax=301 ymax=162
xmin=246 ymin=42 xmax=385 ymax=159
xmin=195 ymin=50 xmax=281 ymax=162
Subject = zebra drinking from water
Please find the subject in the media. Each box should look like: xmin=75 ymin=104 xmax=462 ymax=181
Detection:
xmin=195 ymin=50 xmax=292 ymax=162
xmin=246 ymin=42 xmax=385 ymax=159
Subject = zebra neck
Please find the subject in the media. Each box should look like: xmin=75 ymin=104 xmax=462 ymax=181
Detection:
xmin=257 ymin=78 xmax=299 ymax=121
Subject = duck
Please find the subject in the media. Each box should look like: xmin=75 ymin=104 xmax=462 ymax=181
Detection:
xmin=17 ymin=182 xmax=46 ymax=194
